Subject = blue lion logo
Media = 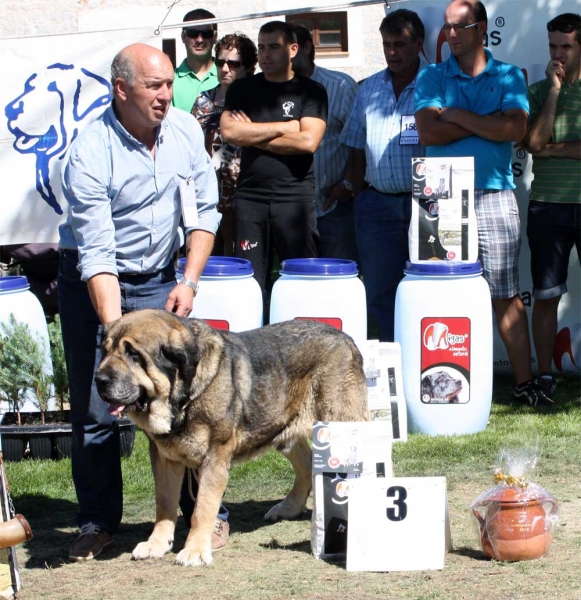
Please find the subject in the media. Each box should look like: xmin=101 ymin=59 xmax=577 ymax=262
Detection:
xmin=5 ymin=63 xmax=111 ymax=215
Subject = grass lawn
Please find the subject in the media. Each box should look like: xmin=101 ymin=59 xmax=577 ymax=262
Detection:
xmin=4 ymin=374 xmax=581 ymax=600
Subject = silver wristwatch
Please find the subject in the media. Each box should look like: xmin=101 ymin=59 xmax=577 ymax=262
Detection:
xmin=342 ymin=179 xmax=354 ymax=192
xmin=178 ymin=276 xmax=199 ymax=296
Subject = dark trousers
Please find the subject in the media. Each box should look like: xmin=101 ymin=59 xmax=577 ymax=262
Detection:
xmin=58 ymin=250 xmax=227 ymax=533
xmin=317 ymin=200 xmax=359 ymax=265
xmin=233 ymin=197 xmax=319 ymax=299
xmin=355 ymin=188 xmax=412 ymax=342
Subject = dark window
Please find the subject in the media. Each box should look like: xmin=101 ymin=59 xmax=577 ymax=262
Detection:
xmin=163 ymin=38 xmax=177 ymax=69
xmin=287 ymin=12 xmax=348 ymax=54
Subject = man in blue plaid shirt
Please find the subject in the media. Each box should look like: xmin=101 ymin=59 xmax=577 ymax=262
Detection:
xmin=340 ymin=9 xmax=426 ymax=341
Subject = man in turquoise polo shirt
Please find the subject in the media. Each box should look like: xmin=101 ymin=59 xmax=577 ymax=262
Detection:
xmin=172 ymin=9 xmax=219 ymax=113
xmin=415 ymin=0 xmax=549 ymax=407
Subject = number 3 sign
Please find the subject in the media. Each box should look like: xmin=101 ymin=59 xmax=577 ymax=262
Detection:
xmin=346 ymin=477 xmax=451 ymax=572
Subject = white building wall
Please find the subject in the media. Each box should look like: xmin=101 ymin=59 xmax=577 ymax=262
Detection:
xmin=1 ymin=1 xmax=388 ymax=80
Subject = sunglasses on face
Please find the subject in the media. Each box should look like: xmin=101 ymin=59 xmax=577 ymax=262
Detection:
xmin=441 ymin=22 xmax=479 ymax=32
xmin=184 ymin=28 xmax=215 ymax=40
xmin=216 ymin=58 xmax=242 ymax=69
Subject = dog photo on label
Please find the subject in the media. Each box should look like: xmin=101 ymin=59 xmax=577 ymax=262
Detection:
xmin=95 ymin=309 xmax=368 ymax=567
xmin=421 ymin=370 xmax=463 ymax=403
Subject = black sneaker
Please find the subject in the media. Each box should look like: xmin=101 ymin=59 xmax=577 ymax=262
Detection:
xmin=514 ymin=380 xmax=555 ymax=408
xmin=535 ymin=374 xmax=557 ymax=400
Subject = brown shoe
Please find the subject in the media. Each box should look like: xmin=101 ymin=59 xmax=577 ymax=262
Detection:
xmin=69 ymin=523 xmax=113 ymax=562
xmin=211 ymin=519 xmax=229 ymax=552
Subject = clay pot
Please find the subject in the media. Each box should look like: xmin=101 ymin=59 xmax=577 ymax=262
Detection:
xmin=472 ymin=485 xmax=558 ymax=561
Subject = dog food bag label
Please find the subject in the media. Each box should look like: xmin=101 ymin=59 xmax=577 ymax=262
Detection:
xmin=409 ymin=156 xmax=477 ymax=263
xmin=311 ymin=422 xmax=393 ymax=560
xmin=420 ymin=317 xmax=470 ymax=404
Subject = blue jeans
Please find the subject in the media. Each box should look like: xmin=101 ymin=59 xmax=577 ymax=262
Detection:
xmin=317 ymin=200 xmax=359 ymax=265
xmin=58 ymin=250 xmax=228 ymax=533
xmin=355 ymin=188 xmax=412 ymax=342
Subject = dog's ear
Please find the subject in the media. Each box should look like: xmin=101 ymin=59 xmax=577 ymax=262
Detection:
xmin=161 ymin=326 xmax=200 ymax=386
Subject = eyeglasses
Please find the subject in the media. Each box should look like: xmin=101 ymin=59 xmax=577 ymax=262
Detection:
xmin=184 ymin=28 xmax=215 ymax=40
xmin=216 ymin=58 xmax=242 ymax=69
xmin=441 ymin=22 xmax=479 ymax=32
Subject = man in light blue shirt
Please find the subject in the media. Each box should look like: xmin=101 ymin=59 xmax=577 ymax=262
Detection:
xmin=290 ymin=23 xmax=359 ymax=263
xmin=58 ymin=43 xmax=221 ymax=562
xmin=340 ymin=9 xmax=426 ymax=342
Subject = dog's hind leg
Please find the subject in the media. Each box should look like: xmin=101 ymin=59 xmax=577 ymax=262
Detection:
xmin=133 ymin=440 xmax=183 ymax=561
xmin=264 ymin=437 xmax=312 ymax=522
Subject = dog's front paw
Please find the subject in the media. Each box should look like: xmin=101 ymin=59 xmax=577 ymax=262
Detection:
xmin=175 ymin=545 xmax=213 ymax=567
xmin=132 ymin=539 xmax=173 ymax=560
xmin=264 ymin=499 xmax=307 ymax=522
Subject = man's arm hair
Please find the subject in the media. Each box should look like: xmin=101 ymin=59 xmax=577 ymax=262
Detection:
xmin=255 ymin=117 xmax=326 ymax=155
xmin=220 ymin=111 xmax=299 ymax=146
xmin=87 ymin=273 xmax=122 ymax=325
xmin=415 ymin=107 xmax=474 ymax=146
xmin=521 ymin=87 xmax=560 ymax=153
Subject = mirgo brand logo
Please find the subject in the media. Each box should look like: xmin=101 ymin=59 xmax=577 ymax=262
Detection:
xmin=420 ymin=317 xmax=471 ymax=404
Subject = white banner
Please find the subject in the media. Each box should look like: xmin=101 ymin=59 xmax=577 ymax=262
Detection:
xmin=0 ymin=27 xmax=159 ymax=244
xmin=402 ymin=0 xmax=581 ymax=375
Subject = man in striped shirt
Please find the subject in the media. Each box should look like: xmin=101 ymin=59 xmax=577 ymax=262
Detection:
xmin=340 ymin=9 xmax=426 ymax=341
xmin=290 ymin=23 xmax=359 ymax=263
xmin=521 ymin=12 xmax=581 ymax=402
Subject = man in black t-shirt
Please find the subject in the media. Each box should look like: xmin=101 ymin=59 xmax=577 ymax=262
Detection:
xmin=221 ymin=20 xmax=328 ymax=299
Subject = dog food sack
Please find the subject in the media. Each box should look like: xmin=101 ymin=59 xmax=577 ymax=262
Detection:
xmin=311 ymin=421 xmax=393 ymax=560
xmin=409 ymin=157 xmax=477 ymax=263
xmin=364 ymin=341 xmax=408 ymax=442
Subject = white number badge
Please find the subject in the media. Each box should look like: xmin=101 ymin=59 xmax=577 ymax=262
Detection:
xmin=400 ymin=115 xmax=419 ymax=145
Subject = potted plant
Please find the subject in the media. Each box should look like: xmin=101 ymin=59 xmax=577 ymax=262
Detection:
xmin=0 ymin=315 xmax=42 ymax=460
xmin=0 ymin=314 xmax=135 ymax=461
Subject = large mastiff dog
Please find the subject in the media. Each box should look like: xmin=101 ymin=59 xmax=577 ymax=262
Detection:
xmin=95 ymin=309 xmax=368 ymax=567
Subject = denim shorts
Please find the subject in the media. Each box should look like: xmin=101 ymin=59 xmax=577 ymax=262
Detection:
xmin=527 ymin=200 xmax=581 ymax=300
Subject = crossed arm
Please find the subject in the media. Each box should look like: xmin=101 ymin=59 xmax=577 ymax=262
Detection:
xmin=415 ymin=106 xmax=528 ymax=146
xmin=519 ymin=88 xmax=580 ymax=160
xmin=220 ymin=110 xmax=326 ymax=155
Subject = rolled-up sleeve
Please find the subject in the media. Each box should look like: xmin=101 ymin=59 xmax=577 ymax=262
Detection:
xmin=184 ymin=116 xmax=221 ymax=236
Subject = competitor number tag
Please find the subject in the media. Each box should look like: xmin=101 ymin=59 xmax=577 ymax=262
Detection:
xmin=400 ymin=115 xmax=419 ymax=145
xmin=179 ymin=178 xmax=199 ymax=228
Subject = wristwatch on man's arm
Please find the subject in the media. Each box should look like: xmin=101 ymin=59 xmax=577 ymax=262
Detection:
xmin=178 ymin=276 xmax=199 ymax=296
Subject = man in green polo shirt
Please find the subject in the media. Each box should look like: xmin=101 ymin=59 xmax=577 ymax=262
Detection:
xmin=172 ymin=8 xmax=219 ymax=112
xmin=521 ymin=12 xmax=580 ymax=402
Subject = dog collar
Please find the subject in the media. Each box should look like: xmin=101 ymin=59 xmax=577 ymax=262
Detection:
xmin=178 ymin=276 xmax=199 ymax=296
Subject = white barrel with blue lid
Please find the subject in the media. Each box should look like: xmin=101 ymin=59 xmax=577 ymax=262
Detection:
xmin=394 ymin=261 xmax=492 ymax=435
xmin=0 ymin=275 xmax=54 ymax=412
xmin=176 ymin=256 xmax=262 ymax=332
xmin=269 ymin=258 xmax=367 ymax=352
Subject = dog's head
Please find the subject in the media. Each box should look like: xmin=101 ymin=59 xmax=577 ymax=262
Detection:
xmin=96 ymin=309 xmax=203 ymax=435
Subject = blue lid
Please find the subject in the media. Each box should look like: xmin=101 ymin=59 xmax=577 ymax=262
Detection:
xmin=177 ymin=256 xmax=253 ymax=277
xmin=0 ymin=276 xmax=30 ymax=292
xmin=280 ymin=258 xmax=359 ymax=276
xmin=404 ymin=261 xmax=482 ymax=276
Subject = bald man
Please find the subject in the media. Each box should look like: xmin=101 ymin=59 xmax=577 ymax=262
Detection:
xmin=58 ymin=43 xmax=220 ymax=561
